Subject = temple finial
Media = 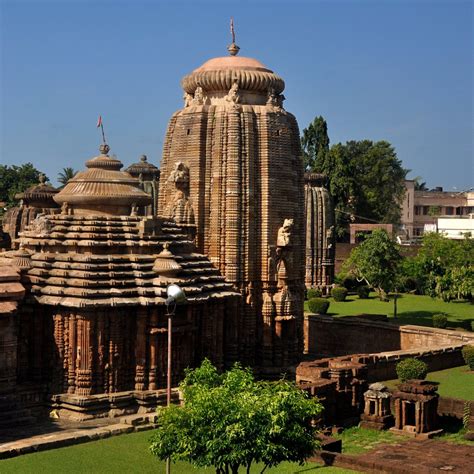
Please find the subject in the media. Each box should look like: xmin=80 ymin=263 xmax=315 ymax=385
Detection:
xmin=227 ymin=17 xmax=240 ymax=56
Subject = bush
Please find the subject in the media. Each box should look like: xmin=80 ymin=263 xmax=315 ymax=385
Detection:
xmin=356 ymin=286 xmax=370 ymax=299
xmin=307 ymin=297 xmax=330 ymax=315
xmin=341 ymin=275 xmax=359 ymax=291
xmin=432 ymin=313 xmax=448 ymax=329
xmin=331 ymin=287 xmax=348 ymax=302
xmin=471 ymin=321 xmax=474 ymax=332
xmin=462 ymin=345 xmax=474 ymax=370
xmin=306 ymin=288 xmax=322 ymax=300
xmin=396 ymin=358 xmax=428 ymax=382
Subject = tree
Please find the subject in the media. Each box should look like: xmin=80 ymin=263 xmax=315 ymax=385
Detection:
xmin=343 ymin=229 xmax=402 ymax=300
xmin=301 ymin=116 xmax=330 ymax=172
xmin=411 ymin=232 xmax=474 ymax=300
xmin=0 ymin=163 xmax=47 ymax=208
xmin=57 ymin=167 xmax=77 ymax=187
xmin=413 ymin=176 xmax=428 ymax=191
xmin=149 ymin=359 xmax=322 ymax=474
xmin=324 ymin=140 xmax=407 ymax=239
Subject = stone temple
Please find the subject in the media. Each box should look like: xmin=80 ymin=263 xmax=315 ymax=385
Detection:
xmin=0 ymin=40 xmax=306 ymax=421
xmin=159 ymin=41 xmax=305 ymax=373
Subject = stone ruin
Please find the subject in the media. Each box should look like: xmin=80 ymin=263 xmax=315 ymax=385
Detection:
xmin=360 ymin=382 xmax=393 ymax=430
xmin=391 ymin=380 xmax=442 ymax=439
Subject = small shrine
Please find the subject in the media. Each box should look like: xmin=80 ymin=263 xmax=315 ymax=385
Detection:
xmin=390 ymin=380 xmax=442 ymax=438
xmin=360 ymin=382 xmax=393 ymax=430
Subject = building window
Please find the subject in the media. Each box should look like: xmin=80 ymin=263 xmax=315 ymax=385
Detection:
xmin=415 ymin=206 xmax=421 ymax=215
xmin=423 ymin=206 xmax=429 ymax=215
xmin=445 ymin=207 xmax=453 ymax=215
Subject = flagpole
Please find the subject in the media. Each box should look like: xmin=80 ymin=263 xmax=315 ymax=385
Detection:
xmin=100 ymin=122 xmax=107 ymax=145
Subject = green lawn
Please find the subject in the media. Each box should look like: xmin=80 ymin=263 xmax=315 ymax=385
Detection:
xmin=305 ymin=293 xmax=473 ymax=329
xmin=0 ymin=430 xmax=358 ymax=474
xmin=383 ymin=365 xmax=474 ymax=400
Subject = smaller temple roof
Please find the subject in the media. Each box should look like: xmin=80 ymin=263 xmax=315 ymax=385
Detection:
xmin=54 ymin=144 xmax=151 ymax=215
xmin=125 ymin=155 xmax=160 ymax=180
xmin=0 ymin=265 xmax=25 ymax=315
xmin=15 ymin=174 xmax=59 ymax=207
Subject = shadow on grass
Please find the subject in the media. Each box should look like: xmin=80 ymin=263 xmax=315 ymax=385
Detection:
xmin=393 ymin=311 xmax=474 ymax=330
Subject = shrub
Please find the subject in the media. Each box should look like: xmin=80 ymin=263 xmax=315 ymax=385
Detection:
xmin=331 ymin=287 xmax=348 ymax=302
xmin=462 ymin=345 xmax=474 ymax=370
xmin=306 ymin=288 xmax=322 ymax=300
xmin=471 ymin=321 xmax=474 ymax=332
xmin=356 ymin=286 xmax=370 ymax=299
xmin=341 ymin=275 xmax=359 ymax=291
xmin=396 ymin=358 xmax=428 ymax=382
xmin=432 ymin=313 xmax=448 ymax=329
xmin=307 ymin=297 xmax=330 ymax=315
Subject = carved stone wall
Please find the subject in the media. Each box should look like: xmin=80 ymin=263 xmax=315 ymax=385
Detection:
xmin=158 ymin=50 xmax=305 ymax=373
xmin=304 ymin=173 xmax=335 ymax=289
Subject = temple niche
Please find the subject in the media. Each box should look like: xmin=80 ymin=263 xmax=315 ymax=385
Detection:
xmin=158 ymin=41 xmax=305 ymax=374
xmin=125 ymin=155 xmax=160 ymax=216
xmin=304 ymin=172 xmax=335 ymax=290
xmin=2 ymin=174 xmax=59 ymax=248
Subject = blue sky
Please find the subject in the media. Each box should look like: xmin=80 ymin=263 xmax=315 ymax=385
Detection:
xmin=1 ymin=0 xmax=472 ymax=189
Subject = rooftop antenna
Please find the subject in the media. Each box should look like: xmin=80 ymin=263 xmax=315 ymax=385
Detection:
xmin=228 ymin=17 xmax=240 ymax=56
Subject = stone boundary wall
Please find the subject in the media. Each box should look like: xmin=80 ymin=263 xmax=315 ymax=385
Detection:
xmin=304 ymin=314 xmax=474 ymax=357
xmin=438 ymin=397 xmax=474 ymax=425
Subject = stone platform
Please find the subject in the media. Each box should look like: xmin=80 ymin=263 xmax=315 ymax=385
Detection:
xmin=316 ymin=439 xmax=474 ymax=473
xmin=0 ymin=413 xmax=158 ymax=460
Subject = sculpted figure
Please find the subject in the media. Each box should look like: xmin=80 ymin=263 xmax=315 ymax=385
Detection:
xmin=30 ymin=214 xmax=51 ymax=234
xmin=267 ymin=246 xmax=277 ymax=282
xmin=61 ymin=202 xmax=69 ymax=215
xmin=277 ymin=219 xmax=294 ymax=247
xmin=266 ymin=88 xmax=278 ymax=107
xmin=130 ymin=203 xmax=138 ymax=217
xmin=165 ymin=162 xmax=195 ymax=224
xmin=225 ymin=81 xmax=240 ymax=106
xmin=191 ymin=86 xmax=205 ymax=106
xmin=326 ymin=225 xmax=334 ymax=249
xmin=183 ymin=92 xmax=193 ymax=107
xmin=276 ymin=93 xmax=286 ymax=109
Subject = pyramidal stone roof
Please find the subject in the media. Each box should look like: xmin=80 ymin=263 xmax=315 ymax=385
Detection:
xmin=15 ymin=214 xmax=237 ymax=308
xmin=15 ymin=174 xmax=59 ymax=207
xmin=125 ymin=155 xmax=160 ymax=180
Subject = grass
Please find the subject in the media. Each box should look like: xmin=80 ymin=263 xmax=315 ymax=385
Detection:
xmin=0 ymin=430 xmax=358 ymax=474
xmin=304 ymin=293 xmax=474 ymax=329
xmin=335 ymin=427 xmax=400 ymax=455
xmin=383 ymin=365 xmax=474 ymax=401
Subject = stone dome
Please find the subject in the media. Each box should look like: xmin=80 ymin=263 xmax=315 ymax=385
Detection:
xmin=15 ymin=174 xmax=59 ymax=208
xmin=125 ymin=155 xmax=160 ymax=180
xmin=54 ymin=144 xmax=151 ymax=216
xmin=181 ymin=45 xmax=285 ymax=95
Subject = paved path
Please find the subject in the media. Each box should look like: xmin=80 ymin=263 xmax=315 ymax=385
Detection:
xmin=0 ymin=414 xmax=157 ymax=459
xmin=330 ymin=439 xmax=474 ymax=473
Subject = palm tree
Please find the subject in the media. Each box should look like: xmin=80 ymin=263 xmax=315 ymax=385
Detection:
xmin=57 ymin=167 xmax=77 ymax=187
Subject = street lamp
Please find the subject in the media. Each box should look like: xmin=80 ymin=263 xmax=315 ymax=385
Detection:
xmin=165 ymin=284 xmax=186 ymax=474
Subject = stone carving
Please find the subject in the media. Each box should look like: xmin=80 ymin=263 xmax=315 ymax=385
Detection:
xmin=130 ymin=203 xmax=138 ymax=217
xmin=360 ymin=382 xmax=394 ymax=430
xmin=191 ymin=86 xmax=205 ymax=105
xmin=267 ymin=88 xmax=285 ymax=110
xmin=277 ymin=218 xmax=294 ymax=247
xmin=225 ymin=81 xmax=240 ymax=107
xmin=29 ymin=214 xmax=52 ymax=235
xmin=183 ymin=92 xmax=193 ymax=107
xmin=165 ymin=162 xmax=194 ymax=224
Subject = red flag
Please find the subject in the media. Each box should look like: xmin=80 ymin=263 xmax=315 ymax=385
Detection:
xmin=97 ymin=115 xmax=102 ymax=128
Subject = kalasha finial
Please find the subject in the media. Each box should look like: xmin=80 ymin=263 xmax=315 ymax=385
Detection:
xmin=140 ymin=155 xmax=147 ymax=162
xmin=99 ymin=143 xmax=110 ymax=155
xmin=38 ymin=173 xmax=46 ymax=185
xmin=227 ymin=17 xmax=240 ymax=56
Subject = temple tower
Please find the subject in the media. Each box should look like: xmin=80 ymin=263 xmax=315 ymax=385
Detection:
xmin=158 ymin=41 xmax=305 ymax=372
xmin=304 ymin=173 xmax=335 ymax=289
xmin=125 ymin=155 xmax=160 ymax=216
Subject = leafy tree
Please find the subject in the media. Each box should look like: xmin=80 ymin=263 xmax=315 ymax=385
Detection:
xmin=149 ymin=359 xmax=322 ymax=474
xmin=413 ymin=176 xmax=428 ymax=191
xmin=398 ymin=233 xmax=473 ymax=300
xmin=301 ymin=116 xmax=330 ymax=172
xmin=57 ymin=167 xmax=77 ymax=187
xmin=0 ymin=163 xmax=47 ymax=208
xmin=343 ymin=229 xmax=402 ymax=300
